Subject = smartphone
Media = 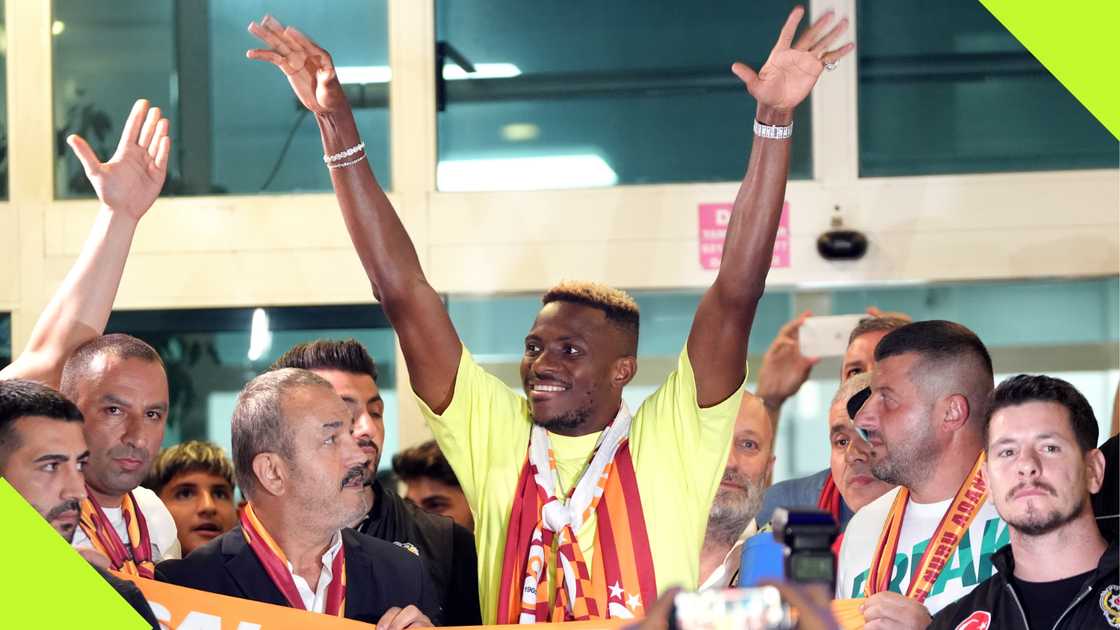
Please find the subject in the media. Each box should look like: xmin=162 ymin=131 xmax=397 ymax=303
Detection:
xmin=799 ymin=314 xmax=866 ymax=358
xmin=672 ymin=587 xmax=794 ymax=630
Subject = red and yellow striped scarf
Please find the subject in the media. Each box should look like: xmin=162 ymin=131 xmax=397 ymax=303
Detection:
xmin=239 ymin=503 xmax=347 ymax=615
xmin=79 ymin=488 xmax=155 ymax=578
xmin=497 ymin=407 xmax=657 ymax=624
xmin=864 ymin=452 xmax=988 ymax=603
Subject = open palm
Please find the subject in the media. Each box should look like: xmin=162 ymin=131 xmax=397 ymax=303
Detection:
xmin=732 ymin=6 xmax=854 ymax=111
xmin=68 ymin=99 xmax=170 ymax=220
xmin=247 ymin=15 xmax=347 ymax=114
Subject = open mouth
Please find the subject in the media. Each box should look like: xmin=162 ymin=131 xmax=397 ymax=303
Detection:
xmin=192 ymin=522 xmax=222 ymax=537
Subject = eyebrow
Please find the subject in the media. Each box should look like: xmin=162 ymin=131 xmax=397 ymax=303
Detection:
xmin=32 ymin=454 xmax=72 ymax=464
xmin=100 ymin=394 xmax=168 ymax=413
xmin=321 ymin=420 xmax=345 ymax=431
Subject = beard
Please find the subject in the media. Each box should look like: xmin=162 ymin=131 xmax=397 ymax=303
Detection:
xmin=705 ymin=470 xmax=767 ymax=547
xmin=531 ymin=406 xmax=592 ymax=433
xmin=869 ymin=420 xmax=938 ymax=488
xmin=1005 ymin=482 xmax=1084 ymax=536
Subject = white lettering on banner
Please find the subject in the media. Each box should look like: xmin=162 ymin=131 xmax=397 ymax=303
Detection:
xmin=148 ymin=597 xmax=262 ymax=630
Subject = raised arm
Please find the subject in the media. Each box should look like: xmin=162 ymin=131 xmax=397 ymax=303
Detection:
xmin=687 ymin=7 xmax=852 ymax=406
xmin=0 ymin=100 xmax=170 ymax=388
xmin=247 ymin=16 xmax=461 ymax=412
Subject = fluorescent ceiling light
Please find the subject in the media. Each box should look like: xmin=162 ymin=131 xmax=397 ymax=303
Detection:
xmin=335 ymin=63 xmax=522 ymax=85
xmin=437 ymin=154 xmax=618 ymax=192
xmin=247 ymin=308 xmax=272 ymax=361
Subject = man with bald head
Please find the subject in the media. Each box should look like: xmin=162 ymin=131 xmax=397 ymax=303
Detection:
xmin=699 ymin=393 xmax=775 ymax=589
xmin=838 ymin=321 xmax=1005 ymax=628
xmin=157 ymin=368 xmax=436 ymax=627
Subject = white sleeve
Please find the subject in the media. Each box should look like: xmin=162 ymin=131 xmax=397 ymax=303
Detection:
xmin=134 ymin=487 xmax=181 ymax=561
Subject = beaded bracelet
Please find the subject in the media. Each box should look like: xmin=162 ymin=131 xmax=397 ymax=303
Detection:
xmin=323 ymin=142 xmax=366 ymax=164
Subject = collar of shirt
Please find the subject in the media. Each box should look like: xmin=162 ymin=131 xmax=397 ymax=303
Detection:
xmin=699 ymin=520 xmax=758 ymax=591
xmin=284 ymin=530 xmax=344 ymax=613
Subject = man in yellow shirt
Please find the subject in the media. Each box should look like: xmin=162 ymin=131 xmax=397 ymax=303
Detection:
xmin=248 ymin=6 xmax=850 ymax=623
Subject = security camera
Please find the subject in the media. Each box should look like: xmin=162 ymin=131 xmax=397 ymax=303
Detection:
xmin=817 ymin=208 xmax=868 ymax=261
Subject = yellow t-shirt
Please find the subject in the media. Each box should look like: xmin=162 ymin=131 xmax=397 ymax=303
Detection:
xmin=418 ymin=346 xmax=743 ymax=624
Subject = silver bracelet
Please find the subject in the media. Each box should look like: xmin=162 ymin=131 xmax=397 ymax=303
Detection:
xmin=326 ymin=153 xmax=368 ymax=170
xmin=323 ymin=142 xmax=366 ymax=164
xmin=753 ymin=119 xmax=793 ymax=140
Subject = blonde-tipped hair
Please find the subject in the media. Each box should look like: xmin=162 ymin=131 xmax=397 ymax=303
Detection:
xmin=542 ymin=280 xmax=640 ymax=352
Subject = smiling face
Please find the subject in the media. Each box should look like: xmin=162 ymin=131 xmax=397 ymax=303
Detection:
xmin=69 ymin=355 xmax=169 ymax=505
xmin=0 ymin=417 xmax=89 ymax=541
xmin=158 ymin=469 xmax=237 ymax=555
xmin=986 ymin=401 xmax=1105 ymax=536
xmin=520 ymin=301 xmax=636 ymax=436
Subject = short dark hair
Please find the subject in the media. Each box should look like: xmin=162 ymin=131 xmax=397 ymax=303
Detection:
xmin=875 ymin=320 xmax=994 ymax=419
xmin=848 ymin=316 xmax=911 ymax=347
xmin=144 ymin=440 xmax=236 ymax=495
xmin=0 ymin=379 xmax=84 ymax=468
xmin=392 ymin=440 xmax=462 ymax=489
xmin=986 ymin=375 xmax=1099 ymax=453
xmin=270 ymin=339 xmax=379 ymax=383
xmin=60 ymin=333 xmax=165 ymax=399
xmin=231 ymin=368 xmax=330 ymax=498
xmin=541 ymin=281 xmax=640 ymax=354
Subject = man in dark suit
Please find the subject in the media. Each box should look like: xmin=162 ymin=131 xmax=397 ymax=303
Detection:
xmin=157 ymin=369 xmax=436 ymax=627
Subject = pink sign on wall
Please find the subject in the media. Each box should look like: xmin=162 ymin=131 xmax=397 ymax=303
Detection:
xmin=698 ymin=201 xmax=790 ymax=270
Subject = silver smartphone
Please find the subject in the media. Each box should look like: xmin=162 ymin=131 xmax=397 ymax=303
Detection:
xmin=799 ymin=314 xmax=866 ymax=357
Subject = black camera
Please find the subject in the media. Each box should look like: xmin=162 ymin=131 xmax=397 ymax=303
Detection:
xmin=771 ymin=508 xmax=839 ymax=592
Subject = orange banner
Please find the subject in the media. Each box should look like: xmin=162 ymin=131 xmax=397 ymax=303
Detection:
xmin=116 ymin=573 xmax=627 ymax=630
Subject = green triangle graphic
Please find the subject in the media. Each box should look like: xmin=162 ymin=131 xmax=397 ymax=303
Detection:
xmin=0 ymin=479 xmax=149 ymax=629
xmin=980 ymin=0 xmax=1120 ymax=140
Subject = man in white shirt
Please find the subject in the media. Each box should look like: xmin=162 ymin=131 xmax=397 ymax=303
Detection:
xmin=839 ymin=320 xmax=1005 ymax=628
xmin=0 ymin=99 xmax=180 ymax=572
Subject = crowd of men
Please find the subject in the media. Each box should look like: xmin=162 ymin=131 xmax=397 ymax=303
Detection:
xmin=1 ymin=7 xmax=1117 ymax=630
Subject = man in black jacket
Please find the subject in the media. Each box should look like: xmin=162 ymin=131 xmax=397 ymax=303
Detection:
xmin=271 ymin=339 xmax=481 ymax=625
xmin=931 ymin=375 xmax=1119 ymax=630
xmin=156 ymin=369 xmax=436 ymax=627
xmin=0 ymin=379 xmax=160 ymax=629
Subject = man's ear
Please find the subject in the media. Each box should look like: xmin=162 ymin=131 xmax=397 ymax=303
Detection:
xmin=1086 ymin=448 xmax=1107 ymax=495
xmin=252 ymin=452 xmax=287 ymax=497
xmin=612 ymin=356 xmax=638 ymax=390
xmin=939 ymin=393 xmax=971 ymax=433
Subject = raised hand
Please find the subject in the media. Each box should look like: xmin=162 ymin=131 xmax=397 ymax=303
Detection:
xmin=247 ymin=15 xmax=347 ymax=114
xmin=756 ymin=310 xmax=820 ymax=414
xmin=67 ymin=99 xmax=170 ymax=221
xmin=732 ymin=6 xmax=854 ymax=112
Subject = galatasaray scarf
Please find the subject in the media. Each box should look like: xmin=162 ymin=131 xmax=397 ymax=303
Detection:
xmin=496 ymin=402 xmax=657 ymax=624
xmin=864 ymin=452 xmax=988 ymax=603
xmin=78 ymin=488 xmax=155 ymax=578
xmin=240 ymin=504 xmax=347 ymax=615
xmin=816 ymin=473 xmax=845 ymax=555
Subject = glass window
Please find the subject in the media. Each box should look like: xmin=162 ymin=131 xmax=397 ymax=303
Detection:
xmin=857 ymin=0 xmax=1118 ymax=176
xmin=105 ymin=305 xmax=400 ymax=470
xmin=0 ymin=313 xmax=11 ymax=370
xmin=435 ymin=0 xmax=811 ymax=191
xmin=52 ymin=0 xmax=390 ymax=197
xmin=0 ymin=8 xmax=7 ymax=199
